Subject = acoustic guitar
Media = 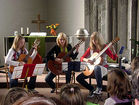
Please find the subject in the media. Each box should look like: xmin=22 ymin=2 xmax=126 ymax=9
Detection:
xmin=48 ymin=40 xmax=84 ymax=75
xmin=9 ymin=39 xmax=40 ymax=73
xmin=83 ymin=37 xmax=120 ymax=76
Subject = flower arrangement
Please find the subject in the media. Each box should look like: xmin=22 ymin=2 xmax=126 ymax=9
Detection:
xmin=46 ymin=23 xmax=60 ymax=36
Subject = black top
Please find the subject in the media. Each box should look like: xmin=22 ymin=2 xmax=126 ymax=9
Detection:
xmin=46 ymin=44 xmax=78 ymax=61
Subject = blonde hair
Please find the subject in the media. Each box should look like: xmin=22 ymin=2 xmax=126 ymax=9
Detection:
xmin=56 ymin=32 xmax=68 ymax=47
xmin=107 ymin=68 xmax=131 ymax=99
xmin=89 ymin=32 xmax=104 ymax=51
xmin=11 ymin=35 xmax=25 ymax=51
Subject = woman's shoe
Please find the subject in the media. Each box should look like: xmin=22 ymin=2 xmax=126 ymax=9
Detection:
xmin=51 ymin=88 xmax=55 ymax=93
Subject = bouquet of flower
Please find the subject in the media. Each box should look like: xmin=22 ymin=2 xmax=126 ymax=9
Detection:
xmin=46 ymin=23 xmax=60 ymax=36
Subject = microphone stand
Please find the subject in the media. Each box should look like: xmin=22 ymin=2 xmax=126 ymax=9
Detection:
xmin=119 ymin=54 xmax=122 ymax=69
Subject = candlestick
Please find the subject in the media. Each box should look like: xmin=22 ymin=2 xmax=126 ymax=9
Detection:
xmin=27 ymin=27 xmax=29 ymax=35
xmin=21 ymin=27 xmax=24 ymax=35
xmin=14 ymin=31 xmax=18 ymax=36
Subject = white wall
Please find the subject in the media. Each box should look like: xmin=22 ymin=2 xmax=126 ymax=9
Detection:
xmin=0 ymin=0 xmax=47 ymax=35
xmin=47 ymin=0 xmax=85 ymax=60
xmin=0 ymin=0 xmax=48 ymax=65
xmin=0 ymin=0 xmax=85 ymax=65
xmin=46 ymin=0 xmax=85 ymax=36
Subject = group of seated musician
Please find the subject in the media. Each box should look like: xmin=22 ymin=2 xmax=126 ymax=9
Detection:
xmin=5 ymin=31 xmax=138 ymax=105
xmin=5 ymin=31 xmax=118 ymax=94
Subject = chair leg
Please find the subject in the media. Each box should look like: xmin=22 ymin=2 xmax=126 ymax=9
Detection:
xmin=70 ymin=72 xmax=75 ymax=84
xmin=73 ymin=72 xmax=75 ymax=83
xmin=55 ymin=75 xmax=58 ymax=94
xmin=6 ymin=72 xmax=9 ymax=89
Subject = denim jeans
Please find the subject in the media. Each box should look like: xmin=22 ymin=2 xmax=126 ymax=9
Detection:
xmin=76 ymin=65 xmax=103 ymax=91
xmin=94 ymin=65 xmax=102 ymax=89
xmin=8 ymin=72 xmax=36 ymax=89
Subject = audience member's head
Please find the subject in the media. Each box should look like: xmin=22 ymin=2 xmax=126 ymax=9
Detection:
xmin=2 ymin=87 xmax=29 ymax=105
xmin=131 ymin=56 xmax=139 ymax=71
xmin=131 ymin=68 xmax=139 ymax=105
xmin=50 ymin=97 xmax=68 ymax=105
xmin=107 ymin=68 xmax=131 ymax=100
xmin=13 ymin=94 xmax=57 ymax=105
xmin=60 ymin=83 xmax=85 ymax=105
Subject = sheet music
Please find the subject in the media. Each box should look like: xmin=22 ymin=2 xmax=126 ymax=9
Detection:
xmin=62 ymin=61 xmax=87 ymax=72
xmin=32 ymin=64 xmax=46 ymax=76
xmin=62 ymin=62 xmax=68 ymax=71
xmin=11 ymin=66 xmax=23 ymax=79
xmin=80 ymin=62 xmax=87 ymax=71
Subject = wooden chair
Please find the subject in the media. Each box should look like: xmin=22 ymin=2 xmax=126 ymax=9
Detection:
xmin=0 ymin=64 xmax=9 ymax=88
xmin=55 ymin=71 xmax=75 ymax=93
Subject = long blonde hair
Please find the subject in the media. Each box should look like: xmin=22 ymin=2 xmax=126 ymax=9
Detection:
xmin=56 ymin=32 xmax=68 ymax=47
xmin=90 ymin=32 xmax=104 ymax=51
xmin=11 ymin=35 xmax=25 ymax=51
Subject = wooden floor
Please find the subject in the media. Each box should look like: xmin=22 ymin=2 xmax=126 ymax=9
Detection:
xmin=0 ymin=71 xmax=107 ymax=88
xmin=0 ymin=71 xmax=108 ymax=105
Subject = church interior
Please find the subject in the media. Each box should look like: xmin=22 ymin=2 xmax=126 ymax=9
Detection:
xmin=0 ymin=0 xmax=139 ymax=105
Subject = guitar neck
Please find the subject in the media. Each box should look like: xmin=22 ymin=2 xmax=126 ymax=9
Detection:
xmin=63 ymin=47 xmax=76 ymax=60
xmin=94 ymin=36 xmax=119 ymax=61
xmin=23 ymin=47 xmax=34 ymax=62
xmin=95 ymin=42 xmax=112 ymax=59
xmin=63 ymin=40 xmax=84 ymax=60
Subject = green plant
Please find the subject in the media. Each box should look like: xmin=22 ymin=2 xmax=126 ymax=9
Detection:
xmin=130 ymin=39 xmax=139 ymax=56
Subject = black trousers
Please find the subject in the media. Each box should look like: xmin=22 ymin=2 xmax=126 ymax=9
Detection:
xmin=76 ymin=72 xmax=94 ymax=91
xmin=45 ymin=71 xmax=71 ymax=89
xmin=45 ymin=61 xmax=81 ymax=89
xmin=9 ymin=71 xmax=37 ymax=90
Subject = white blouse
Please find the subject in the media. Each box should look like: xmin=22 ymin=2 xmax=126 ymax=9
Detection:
xmin=5 ymin=48 xmax=37 ymax=66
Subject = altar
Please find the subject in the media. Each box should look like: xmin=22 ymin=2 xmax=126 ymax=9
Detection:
xmin=4 ymin=36 xmax=57 ymax=58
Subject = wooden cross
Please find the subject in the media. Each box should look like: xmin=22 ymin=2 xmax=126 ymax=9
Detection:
xmin=32 ymin=14 xmax=47 ymax=32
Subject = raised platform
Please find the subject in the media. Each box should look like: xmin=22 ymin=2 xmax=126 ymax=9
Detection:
xmin=0 ymin=72 xmax=108 ymax=90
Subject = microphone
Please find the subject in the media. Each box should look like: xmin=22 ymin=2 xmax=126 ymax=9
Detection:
xmin=119 ymin=46 xmax=125 ymax=69
xmin=119 ymin=46 xmax=125 ymax=54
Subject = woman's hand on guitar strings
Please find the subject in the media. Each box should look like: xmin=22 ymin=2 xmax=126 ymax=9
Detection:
xmin=19 ymin=61 xmax=25 ymax=66
xmin=55 ymin=58 xmax=63 ymax=63
xmin=87 ymin=59 xmax=94 ymax=65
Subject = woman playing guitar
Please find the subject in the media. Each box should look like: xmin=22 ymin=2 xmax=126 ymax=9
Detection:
xmin=5 ymin=35 xmax=38 ymax=92
xmin=45 ymin=32 xmax=79 ymax=93
xmin=76 ymin=32 xmax=118 ymax=97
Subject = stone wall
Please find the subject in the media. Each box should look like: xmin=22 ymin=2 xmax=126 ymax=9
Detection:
xmin=85 ymin=0 xmax=139 ymax=62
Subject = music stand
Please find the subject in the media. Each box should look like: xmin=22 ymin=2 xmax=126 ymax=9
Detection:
xmin=11 ymin=63 xmax=45 ymax=88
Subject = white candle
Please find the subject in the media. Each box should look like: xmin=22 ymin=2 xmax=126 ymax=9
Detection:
xmin=21 ymin=27 xmax=23 ymax=34
xmin=27 ymin=27 xmax=29 ymax=34
xmin=14 ymin=31 xmax=18 ymax=36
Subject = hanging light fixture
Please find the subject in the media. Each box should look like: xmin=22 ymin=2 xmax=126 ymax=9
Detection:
xmin=74 ymin=28 xmax=90 ymax=40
